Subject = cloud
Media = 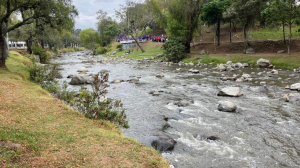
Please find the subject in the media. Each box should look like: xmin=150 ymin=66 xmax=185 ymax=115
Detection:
xmin=73 ymin=0 xmax=128 ymax=29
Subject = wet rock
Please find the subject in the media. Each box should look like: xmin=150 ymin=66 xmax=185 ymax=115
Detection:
xmin=156 ymin=74 xmax=165 ymax=78
xmin=151 ymin=135 xmax=177 ymax=152
xmin=175 ymin=100 xmax=190 ymax=107
xmin=149 ymin=90 xmax=160 ymax=96
xmin=218 ymin=101 xmax=237 ymax=112
xmin=281 ymin=93 xmax=300 ymax=102
xmin=242 ymin=74 xmax=251 ymax=79
xmin=216 ymin=64 xmax=226 ymax=71
xmin=257 ymin=58 xmax=271 ymax=68
xmin=246 ymin=47 xmax=255 ymax=54
xmin=188 ymin=63 xmax=194 ymax=66
xmin=285 ymin=85 xmax=290 ymax=89
xmin=217 ymin=87 xmax=243 ymax=97
xmin=70 ymin=74 xmax=93 ymax=85
xmin=277 ymin=50 xmax=286 ymax=54
xmin=67 ymin=74 xmax=74 ymax=78
xmin=176 ymin=68 xmax=182 ymax=71
xmin=112 ymin=80 xmax=124 ymax=84
xmin=260 ymin=81 xmax=267 ymax=85
xmin=271 ymin=70 xmax=279 ymax=75
xmin=295 ymin=68 xmax=300 ymax=73
xmin=157 ymin=54 xmax=163 ymax=58
xmin=236 ymin=78 xmax=243 ymax=82
xmin=77 ymin=67 xmax=88 ymax=73
xmin=243 ymin=63 xmax=249 ymax=67
xmin=257 ymin=72 xmax=263 ymax=76
xmin=207 ymin=136 xmax=220 ymax=141
xmin=290 ymin=83 xmax=300 ymax=90
xmin=189 ymin=69 xmax=200 ymax=74
xmin=128 ymin=77 xmax=139 ymax=83
xmin=235 ymin=62 xmax=244 ymax=68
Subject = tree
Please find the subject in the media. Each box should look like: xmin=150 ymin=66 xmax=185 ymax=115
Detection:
xmin=79 ymin=28 xmax=100 ymax=52
xmin=166 ymin=0 xmax=206 ymax=53
xmin=116 ymin=1 xmax=155 ymax=52
xmin=201 ymin=0 xmax=230 ymax=46
xmin=230 ymin=0 xmax=268 ymax=53
xmin=0 ymin=0 xmax=77 ymax=68
xmin=96 ymin=10 xmax=120 ymax=46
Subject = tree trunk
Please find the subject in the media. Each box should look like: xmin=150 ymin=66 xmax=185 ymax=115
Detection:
xmin=243 ymin=23 xmax=249 ymax=54
xmin=0 ymin=32 xmax=9 ymax=68
xmin=130 ymin=33 xmax=145 ymax=52
xmin=282 ymin=20 xmax=286 ymax=45
xmin=27 ymin=33 xmax=33 ymax=54
xmin=288 ymin=22 xmax=292 ymax=55
xmin=217 ymin=19 xmax=221 ymax=46
xmin=230 ymin=21 xmax=232 ymax=43
xmin=41 ymin=40 xmax=44 ymax=49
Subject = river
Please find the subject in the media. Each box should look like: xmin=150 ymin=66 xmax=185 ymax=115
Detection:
xmin=51 ymin=51 xmax=300 ymax=168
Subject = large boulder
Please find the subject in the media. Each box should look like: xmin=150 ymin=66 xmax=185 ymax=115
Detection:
xmin=151 ymin=135 xmax=177 ymax=152
xmin=246 ymin=47 xmax=255 ymax=54
xmin=77 ymin=67 xmax=88 ymax=73
xmin=290 ymin=83 xmax=300 ymax=90
xmin=218 ymin=101 xmax=237 ymax=112
xmin=70 ymin=74 xmax=93 ymax=85
xmin=257 ymin=58 xmax=271 ymax=68
xmin=217 ymin=87 xmax=243 ymax=97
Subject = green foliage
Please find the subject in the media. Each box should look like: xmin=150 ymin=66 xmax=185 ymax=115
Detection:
xmin=32 ymin=46 xmax=49 ymax=64
xmin=29 ymin=60 xmax=59 ymax=93
xmin=95 ymin=47 xmax=108 ymax=55
xmin=76 ymin=72 xmax=129 ymax=129
xmin=162 ymin=37 xmax=187 ymax=63
xmin=56 ymin=81 xmax=75 ymax=105
xmin=79 ymin=28 xmax=101 ymax=51
xmin=201 ymin=0 xmax=230 ymax=24
xmin=116 ymin=44 xmax=123 ymax=51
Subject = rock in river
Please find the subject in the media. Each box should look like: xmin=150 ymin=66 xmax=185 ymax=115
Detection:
xmin=151 ymin=135 xmax=177 ymax=152
xmin=290 ymin=83 xmax=300 ymax=90
xmin=189 ymin=69 xmax=200 ymax=74
xmin=77 ymin=67 xmax=88 ymax=73
xmin=257 ymin=58 xmax=271 ymax=68
xmin=217 ymin=87 xmax=243 ymax=97
xmin=218 ymin=101 xmax=237 ymax=112
xmin=70 ymin=74 xmax=93 ymax=85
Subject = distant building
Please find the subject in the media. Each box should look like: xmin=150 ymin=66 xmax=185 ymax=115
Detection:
xmin=9 ymin=41 xmax=27 ymax=48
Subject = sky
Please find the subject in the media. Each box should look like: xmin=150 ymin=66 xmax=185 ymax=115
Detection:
xmin=73 ymin=0 xmax=128 ymax=30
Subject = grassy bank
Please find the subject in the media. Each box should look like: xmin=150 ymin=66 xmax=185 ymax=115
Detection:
xmin=111 ymin=42 xmax=164 ymax=60
xmin=0 ymin=51 xmax=169 ymax=167
xmin=183 ymin=53 xmax=300 ymax=69
xmin=57 ymin=47 xmax=85 ymax=54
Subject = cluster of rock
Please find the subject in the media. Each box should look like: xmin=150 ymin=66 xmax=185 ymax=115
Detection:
xmin=216 ymin=87 xmax=243 ymax=113
xmin=214 ymin=61 xmax=249 ymax=72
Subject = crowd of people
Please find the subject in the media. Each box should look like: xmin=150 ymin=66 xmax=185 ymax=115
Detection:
xmin=116 ymin=34 xmax=167 ymax=43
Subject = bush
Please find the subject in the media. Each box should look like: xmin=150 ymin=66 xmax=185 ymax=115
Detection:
xmin=29 ymin=59 xmax=59 ymax=93
xmin=95 ymin=47 xmax=108 ymax=55
xmin=162 ymin=37 xmax=187 ymax=63
xmin=32 ymin=46 xmax=49 ymax=64
xmin=56 ymin=81 xmax=75 ymax=105
xmin=116 ymin=44 xmax=123 ymax=51
xmin=75 ymin=71 xmax=129 ymax=128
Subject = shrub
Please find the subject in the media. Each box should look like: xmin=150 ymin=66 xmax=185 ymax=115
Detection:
xmin=95 ymin=47 xmax=108 ymax=55
xmin=56 ymin=81 xmax=75 ymax=105
xmin=75 ymin=71 xmax=129 ymax=128
xmin=162 ymin=37 xmax=187 ymax=63
xmin=116 ymin=44 xmax=123 ymax=51
xmin=32 ymin=46 xmax=49 ymax=64
xmin=29 ymin=59 xmax=59 ymax=93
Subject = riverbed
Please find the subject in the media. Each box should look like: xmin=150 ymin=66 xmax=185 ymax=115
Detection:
xmin=51 ymin=51 xmax=300 ymax=168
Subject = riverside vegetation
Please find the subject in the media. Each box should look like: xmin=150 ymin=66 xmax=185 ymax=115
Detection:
xmin=0 ymin=51 xmax=169 ymax=167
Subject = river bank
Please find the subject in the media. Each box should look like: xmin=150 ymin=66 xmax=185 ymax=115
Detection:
xmin=0 ymin=51 xmax=169 ymax=167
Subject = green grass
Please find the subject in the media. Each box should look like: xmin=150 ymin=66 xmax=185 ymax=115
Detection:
xmin=183 ymin=54 xmax=300 ymax=69
xmin=0 ymin=52 xmax=169 ymax=168
xmin=249 ymin=26 xmax=300 ymax=41
xmin=111 ymin=42 xmax=164 ymax=60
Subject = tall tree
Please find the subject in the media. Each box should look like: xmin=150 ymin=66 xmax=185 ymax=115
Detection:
xmin=79 ymin=28 xmax=100 ymax=52
xmin=0 ymin=0 xmax=77 ymax=68
xmin=201 ymin=0 xmax=230 ymax=46
xmin=230 ymin=0 xmax=268 ymax=53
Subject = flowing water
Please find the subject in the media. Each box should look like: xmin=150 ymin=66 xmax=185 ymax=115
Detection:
xmin=52 ymin=51 xmax=300 ymax=168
